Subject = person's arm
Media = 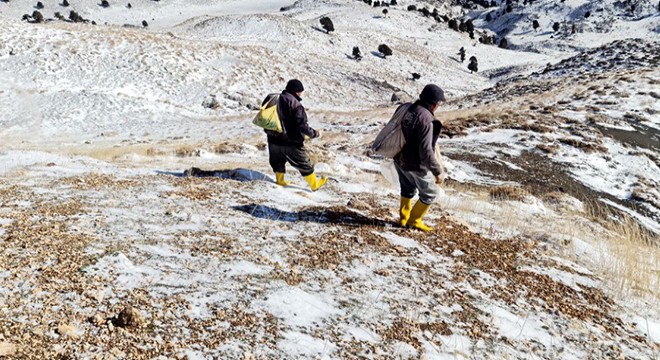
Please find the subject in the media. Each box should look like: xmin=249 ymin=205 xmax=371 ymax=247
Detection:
xmin=418 ymin=121 xmax=442 ymax=176
xmin=294 ymin=105 xmax=319 ymax=139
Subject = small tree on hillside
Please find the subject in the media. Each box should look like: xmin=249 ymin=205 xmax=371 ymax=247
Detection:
xmin=378 ymin=44 xmax=393 ymax=57
xmin=552 ymin=21 xmax=560 ymax=32
xmin=411 ymin=72 xmax=421 ymax=81
xmin=69 ymin=10 xmax=84 ymax=22
xmin=499 ymin=37 xmax=508 ymax=49
xmin=532 ymin=19 xmax=539 ymax=31
xmin=320 ymin=17 xmax=334 ymax=33
xmin=485 ymin=13 xmax=492 ymax=21
xmin=448 ymin=18 xmax=458 ymax=31
xmin=407 ymin=5 xmax=416 ymax=11
xmin=458 ymin=47 xmax=466 ymax=62
xmin=100 ymin=0 xmax=110 ymax=8
xmin=36 ymin=2 xmax=44 ymax=9
xmin=466 ymin=19 xmax=475 ymax=32
xmin=352 ymin=46 xmax=362 ymax=60
xmin=32 ymin=10 xmax=44 ymax=22
xmin=142 ymin=20 xmax=148 ymax=27
xmin=468 ymin=56 xmax=478 ymax=73
xmin=62 ymin=0 xmax=69 ymax=6
xmin=584 ymin=11 xmax=590 ymax=18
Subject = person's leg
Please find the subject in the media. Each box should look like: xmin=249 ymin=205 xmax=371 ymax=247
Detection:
xmin=394 ymin=162 xmax=417 ymax=226
xmin=268 ymin=142 xmax=288 ymax=185
xmin=286 ymin=145 xmax=326 ymax=191
xmin=407 ymin=170 xmax=439 ymax=231
xmin=411 ymin=171 xmax=439 ymax=205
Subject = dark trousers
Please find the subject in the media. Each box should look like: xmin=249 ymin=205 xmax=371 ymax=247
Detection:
xmin=394 ymin=162 xmax=438 ymax=205
xmin=268 ymin=142 xmax=314 ymax=176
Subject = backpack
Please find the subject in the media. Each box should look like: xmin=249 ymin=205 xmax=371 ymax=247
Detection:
xmin=371 ymin=103 xmax=412 ymax=158
xmin=252 ymin=95 xmax=283 ymax=133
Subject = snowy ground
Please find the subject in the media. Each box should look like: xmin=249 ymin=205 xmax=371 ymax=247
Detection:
xmin=0 ymin=0 xmax=659 ymax=358
xmin=0 ymin=150 xmax=658 ymax=359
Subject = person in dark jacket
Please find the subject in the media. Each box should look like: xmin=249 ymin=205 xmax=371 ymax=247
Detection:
xmin=264 ymin=79 xmax=327 ymax=191
xmin=394 ymin=84 xmax=445 ymax=231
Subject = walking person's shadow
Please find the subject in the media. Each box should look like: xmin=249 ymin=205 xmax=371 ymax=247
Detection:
xmin=233 ymin=204 xmax=392 ymax=227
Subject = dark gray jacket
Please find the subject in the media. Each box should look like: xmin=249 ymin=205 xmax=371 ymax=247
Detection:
xmin=265 ymin=91 xmax=318 ymax=146
xmin=394 ymin=101 xmax=443 ymax=176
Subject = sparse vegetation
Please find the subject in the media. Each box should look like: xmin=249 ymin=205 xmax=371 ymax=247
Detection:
xmin=468 ymin=56 xmax=478 ymax=73
xmin=320 ymin=16 xmax=334 ymax=33
xmin=489 ymin=185 xmax=529 ymax=201
xmin=378 ymin=43 xmax=392 ymax=57
xmin=553 ymin=21 xmax=560 ymax=32
xmin=175 ymin=145 xmax=200 ymax=157
xmin=31 ymin=10 xmax=44 ymax=23
xmin=69 ymin=10 xmax=85 ymax=23
xmin=352 ymin=46 xmax=362 ymax=60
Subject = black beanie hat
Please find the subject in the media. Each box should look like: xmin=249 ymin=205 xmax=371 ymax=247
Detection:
xmin=419 ymin=84 xmax=446 ymax=104
xmin=285 ymin=79 xmax=304 ymax=93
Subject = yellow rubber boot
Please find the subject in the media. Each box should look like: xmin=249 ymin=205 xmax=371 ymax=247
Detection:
xmin=399 ymin=197 xmax=413 ymax=227
xmin=408 ymin=201 xmax=433 ymax=232
xmin=275 ymin=172 xmax=290 ymax=186
xmin=303 ymin=172 xmax=327 ymax=191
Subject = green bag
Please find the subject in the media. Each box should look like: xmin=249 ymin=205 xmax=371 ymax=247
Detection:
xmin=252 ymin=95 xmax=283 ymax=133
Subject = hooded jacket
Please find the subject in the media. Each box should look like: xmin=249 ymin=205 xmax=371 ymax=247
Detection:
xmin=394 ymin=101 xmax=443 ymax=176
xmin=265 ymin=90 xmax=318 ymax=146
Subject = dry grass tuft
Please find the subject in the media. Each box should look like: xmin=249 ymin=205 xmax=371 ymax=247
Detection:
xmin=213 ymin=142 xmax=242 ymax=154
xmin=175 ymin=145 xmax=200 ymax=157
xmin=585 ymin=208 xmax=660 ymax=301
xmin=380 ymin=319 xmax=452 ymax=349
xmin=305 ymin=146 xmax=333 ymax=165
xmin=558 ymin=138 xmax=607 ymax=153
xmin=536 ymin=143 xmax=560 ymax=155
xmin=489 ymin=185 xmax=529 ymax=201
xmin=269 ymin=264 xmax=304 ymax=286
xmin=60 ymin=173 xmax=140 ymax=190
xmin=146 ymin=147 xmax=167 ymax=156
xmin=165 ymin=186 xmax=216 ymax=201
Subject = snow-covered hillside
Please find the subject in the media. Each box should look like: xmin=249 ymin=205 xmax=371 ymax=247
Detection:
xmin=0 ymin=0 xmax=658 ymax=358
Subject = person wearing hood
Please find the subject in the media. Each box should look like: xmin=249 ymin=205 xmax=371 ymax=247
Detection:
xmin=394 ymin=84 xmax=446 ymax=231
xmin=263 ymin=79 xmax=327 ymax=191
